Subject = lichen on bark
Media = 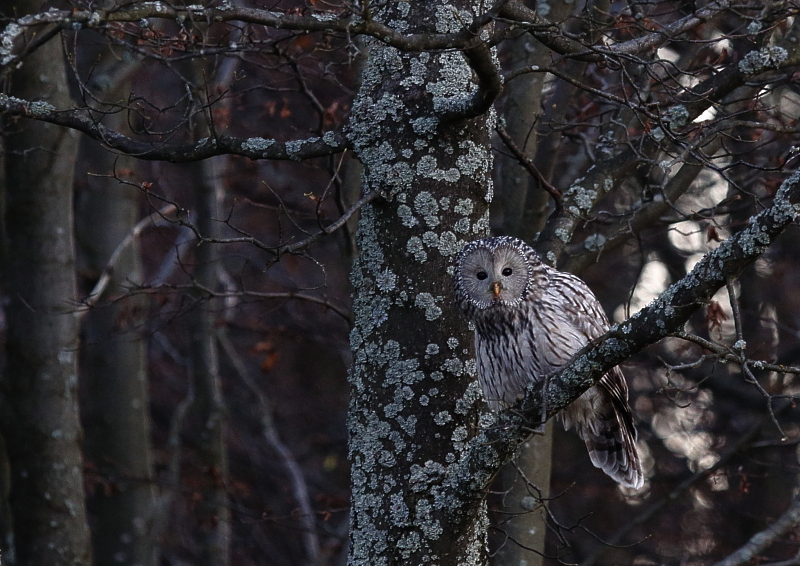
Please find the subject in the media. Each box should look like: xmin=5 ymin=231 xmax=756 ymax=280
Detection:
xmin=346 ymin=1 xmax=495 ymax=564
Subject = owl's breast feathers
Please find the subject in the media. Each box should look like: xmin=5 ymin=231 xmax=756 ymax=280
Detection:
xmin=472 ymin=305 xmax=546 ymax=411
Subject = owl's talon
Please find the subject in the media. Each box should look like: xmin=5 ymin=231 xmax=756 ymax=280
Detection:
xmin=522 ymin=423 xmax=546 ymax=436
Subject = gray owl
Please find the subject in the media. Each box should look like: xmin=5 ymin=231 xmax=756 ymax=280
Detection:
xmin=453 ymin=236 xmax=643 ymax=489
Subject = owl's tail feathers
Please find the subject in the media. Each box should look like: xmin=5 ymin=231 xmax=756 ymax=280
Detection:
xmin=583 ymin=414 xmax=643 ymax=489
xmin=584 ymin=423 xmax=644 ymax=489
xmin=561 ymin=377 xmax=644 ymax=488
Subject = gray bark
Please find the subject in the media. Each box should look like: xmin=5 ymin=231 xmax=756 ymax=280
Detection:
xmin=346 ymin=1 xmax=494 ymax=564
xmin=0 ymin=11 xmax=92 ymax=565
xmin=498 ymin=0 xmax=574 ymax=241
xmin=77 ymin=139 xmax=157 ymax=566
xmin=179 ymin=43 xmax=234 ymax=566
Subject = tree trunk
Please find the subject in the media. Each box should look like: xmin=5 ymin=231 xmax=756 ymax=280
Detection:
xmin=187 ymin=157 xmax=231 ymax=566
xmin=0 ymin=12 xmax=92 ymax=566
xmin=495 ymin=424 xmax=553 ymax=566
xmin=346 ymin=1 xmax=494 ymax=563
xmin=77 ymin=138 xmax=157 ymax=566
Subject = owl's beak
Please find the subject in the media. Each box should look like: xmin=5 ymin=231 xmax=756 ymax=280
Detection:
xmin=490 ymin=281 xmax=501 ymax=297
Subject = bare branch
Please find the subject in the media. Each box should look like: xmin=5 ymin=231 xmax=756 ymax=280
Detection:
xmin=0 ymin=0 xmax=739 ymax=73
xmin=712 ymin=493 xmax=800 ymax=566
xmin=535 ymin=34 xmax=800 ymax=264
xmin=495 ymin=121 xmax=562 ymax=209
xmin=671 ymin=332 xmax=800 ymax=376
xmin=78 ymin=204 xmax=178 ymax=316
xmin=275 ymin=190 xmax=379 ymax=256
xmin=217 ymin=328 xmax=322 ymax=565
xmin=582 ymin=412 xmax=782 ymax=566
xmin=204 ymin=288 xmax=352 ymax=325
xmin=499 ymin=0 xmax=734 ymax=61
xmin=153 ymin=188 xmax=376 ymax=261
xmin=129 ymin=282 xmax=352 ymax=324
xmin=562 ymin=137 xmax=723 ymax=274
xmin=2 ymin=1 xmax=503 ymax=58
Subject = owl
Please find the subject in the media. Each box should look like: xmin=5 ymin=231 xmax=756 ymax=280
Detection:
xmin=453 ymin=236 xmax=643 ymax=489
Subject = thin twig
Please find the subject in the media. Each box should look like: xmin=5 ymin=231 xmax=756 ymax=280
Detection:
xmin=495 ymin=122 xmax=562 ymax=208
xmin=712 ymin=493 xmax=800 ymax=566
xmin=216 ymin=328 xmax=322 ymax=565
xmin=78 ymin=204 xmax=178 ymax=317
xmin=276 ymin=190 xmax=379 ymax=256
xmin=0 ymin=94 xmax=350 ymax=161
xmin=670 ymin=332 xmax=800 ymax=375
xmin=672 ymin=329 xmax=798 ymax=438
xmin=147 ymin=189 xmax=377 ymax=259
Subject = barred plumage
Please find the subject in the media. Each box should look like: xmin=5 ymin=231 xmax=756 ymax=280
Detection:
xmin=453 ymin=236 xmax=643 ymax=489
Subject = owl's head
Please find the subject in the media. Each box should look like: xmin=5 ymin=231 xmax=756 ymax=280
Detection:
xmin=453 ymin=236 xmax=543 ymax=314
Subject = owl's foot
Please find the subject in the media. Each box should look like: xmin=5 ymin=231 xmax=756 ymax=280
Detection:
xmin=522 ymin=422 xmax=546 ymax=435
xmin=515 ymin=392 xmax=548 ymax=435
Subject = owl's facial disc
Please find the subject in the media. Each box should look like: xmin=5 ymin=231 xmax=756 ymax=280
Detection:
xmin=458 ymin=244 xmax=531 ymax=310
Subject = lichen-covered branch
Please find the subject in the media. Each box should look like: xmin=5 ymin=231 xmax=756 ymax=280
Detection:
xmin=0 ymin=0 xmax=736 ymax=70
xmin=0 ymin=95 xmax=348 ymax=162
xmin=670 ymin=332 xmax=800 ymax=376
xmin=448 ymin=43 xmax=504 ymax=121
xmin=561 ymin=137 xmax=723 ymax=274
xmin=446 ymin=168 xmax=800 ymax=515
xmin=498 ymin=0 xmax=733 ymax=60
xmin=0 ymin=1 xmax=502 ymax=61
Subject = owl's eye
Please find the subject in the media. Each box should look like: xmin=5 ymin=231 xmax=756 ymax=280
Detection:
xmin=476 ymin=271 xmax=488 ymax=280
xmin=502 ymin=267 xmax=513 ymax=277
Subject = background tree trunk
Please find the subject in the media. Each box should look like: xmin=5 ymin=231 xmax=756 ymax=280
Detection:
xmin=77 ymin=134 xmax=157 ymax=566
xmin=186 ymin=157 xmax=231 ymax=566
xmin=0 ymin=7 xmax=92 ymax=564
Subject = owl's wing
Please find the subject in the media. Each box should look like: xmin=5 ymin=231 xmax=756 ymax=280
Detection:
xmin=542 ymin=270 xmax=644 ymax=489
xmin=534 ymin=270 xmax=610 ymax=367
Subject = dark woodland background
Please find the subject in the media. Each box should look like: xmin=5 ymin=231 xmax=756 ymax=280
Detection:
xmin=0 ymin=0 xmax=799 ymax=564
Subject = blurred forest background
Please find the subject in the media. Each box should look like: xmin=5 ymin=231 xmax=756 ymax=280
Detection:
xmin=0 ymin=0 xmax=799 ymax=564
